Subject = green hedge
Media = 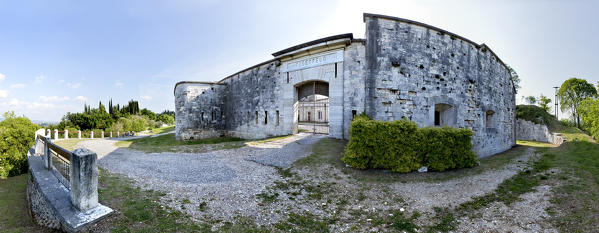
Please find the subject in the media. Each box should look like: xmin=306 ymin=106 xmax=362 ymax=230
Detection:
xmin=342 ymin=114 xmax=477 ymax=173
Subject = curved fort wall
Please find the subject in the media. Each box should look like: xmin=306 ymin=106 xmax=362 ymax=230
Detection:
xmin=363 ymin=14 xmax=516 ymax=157
xmin=174 ymin=13 xmax=515 ymax=157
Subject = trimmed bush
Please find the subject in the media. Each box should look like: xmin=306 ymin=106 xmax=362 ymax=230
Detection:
xmin=342 ymin=115 xmax=477 ymax=173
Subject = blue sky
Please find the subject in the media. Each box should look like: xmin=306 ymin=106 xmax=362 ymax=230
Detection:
xmin=0 ymin=0 xmax=597 ymax=121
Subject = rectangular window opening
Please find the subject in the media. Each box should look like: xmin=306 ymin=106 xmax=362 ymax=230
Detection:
xmin=286 ymin=72 xmax=289 ymax=83
xmin=352 ymin=110 xmax=357 ymax=120
xmin=264 ymin=111 xmax=268 ymax=124
xmin=255 ymin=111 xmax=258 ymax=124
xmin=318 ymin=111 xmax=322 ymax=119
xmin=276 ymin=110 xmax=280 ymax=126
xmin=334 ymin=63 xmax=337 ymax=78
xmin=434 ymin=111 xmax=440 ymax=126
xmin=486 ymin=110 xmax=495 ymax=128
xmin=201 ymin=112 xmax=204 ymax=122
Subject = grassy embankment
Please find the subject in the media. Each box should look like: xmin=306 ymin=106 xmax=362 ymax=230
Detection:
xmin=147 ymin=125 xmax=175 ymax=135
xmin=115 ymin=133 xmax=294 ymax=153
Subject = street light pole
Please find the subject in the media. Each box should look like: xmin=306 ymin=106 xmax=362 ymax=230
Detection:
xmin=553 ymin=86 xmax=559 ymax=119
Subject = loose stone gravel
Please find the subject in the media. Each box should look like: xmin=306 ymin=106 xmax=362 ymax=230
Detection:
xmin=77 ymin=136 xmax=556 ymax=231
xmin=77 ymin=134 xmax=322 ymax=225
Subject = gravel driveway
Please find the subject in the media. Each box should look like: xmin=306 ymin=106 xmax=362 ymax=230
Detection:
xmin=77 ymin=133 xmax=323 ymax=223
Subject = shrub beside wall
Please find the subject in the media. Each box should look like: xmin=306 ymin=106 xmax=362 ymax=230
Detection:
xmin=342 ymin=114 xmax=477 ymax=173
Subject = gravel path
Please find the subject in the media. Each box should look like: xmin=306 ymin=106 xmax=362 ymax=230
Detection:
xmin=245 ymin=134 xmax=325 ymax=169
xmin=77 ymin=133 xmax=321 ymax=223
xmin=390 ymin=147 xmax=538 ymax=214
xmin=77 ymin=135 xmax=554 ymax=231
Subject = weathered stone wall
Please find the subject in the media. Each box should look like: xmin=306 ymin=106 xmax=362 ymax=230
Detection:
xmin=174 ymin=14 xmax=516 ymax=157
xmin=342 ymin=41 xmax=367 ymax=139
xmin=363 ymin=15 xmax=516 ymax=157
xmin=175 ymin=82 xmax=227 ymax=140
xmin=221 ymin=61 xmax=286 ymax=139
xmin=516 ymin=119 xmax=564 ymax=144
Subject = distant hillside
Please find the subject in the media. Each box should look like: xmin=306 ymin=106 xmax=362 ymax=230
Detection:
xmin=516 ymin=105 xmax=560 ymax=130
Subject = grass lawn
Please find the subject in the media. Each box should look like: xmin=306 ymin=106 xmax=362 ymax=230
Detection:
xmin=148 ymin=125 xmax=175 ymax=135
xmin=115 ymin=134 xmax=245 ymax=153
xmin=0 ymin=174 xmax=49 ymax=232
xmin=53 ymin=138 xmax=90 ymax=151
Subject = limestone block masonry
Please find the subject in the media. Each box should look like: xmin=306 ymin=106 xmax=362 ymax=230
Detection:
xmin=175 ymin=13 xmax=517 ymax=158
xmin=516 ymin=119 xmax=564 ymax=144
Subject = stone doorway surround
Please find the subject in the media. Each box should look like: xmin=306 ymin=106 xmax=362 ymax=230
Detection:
xmin=278 ymin=48 xmax=346 ymax=139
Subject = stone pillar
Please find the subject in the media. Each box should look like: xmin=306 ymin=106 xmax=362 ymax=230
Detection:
xmin=44 ymin=137 xmax=51 ymax=169
xmin=78 ymin=131 xmax=81 ymax=139
xmin=46 ymin=129 xmax=51 ymax=138
xmin=90 ymin=131 xmax=94 ymax=139
xmin=101 ymin=131 xmax=104 ymax=139
xmin=69 ymin=148 xmax=99 ymax=211
xmin=110 ymin=132 xmax=113 ymax=138
xmin=65 ymin=129 xmax=69 ymax=139
xmin=54 ymin=129 xmax=58 ymax=140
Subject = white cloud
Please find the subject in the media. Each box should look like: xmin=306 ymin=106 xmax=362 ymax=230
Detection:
xmin=140 ymin=95 xmax=152 ymax=100
xmin=10 ymin=83 xmax=26 ymax=88
xmin=0 ymin=90 xmax=7 ymax=98
xmin=39 ymin=96 xmax=70 ymax=102
xmin=115 ymin=81 xmax=123 ymax=87
xmin=0 ymin=73 xmax=5 ymax=81
xmin=66 ymin=82 xmax=81 ymax=88
xmin=34 ymin=75 xmax=46 ymax=84
xmin=75 ymin=96 xmax=87 ymax=102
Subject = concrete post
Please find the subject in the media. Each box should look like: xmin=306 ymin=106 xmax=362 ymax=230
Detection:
xmin=69 ymin=148 xmax=99 ymax=211
xmin=54 ymin=129 xmax=59 ymax=140
xmin=117 ymin=131 xmax=120 ymax=137
xmin=101 ymin=131 xmax=104 ymax=139
xmin=65 ymin=129 xmax=69 ymax=139
xmin=46 ymin=129 xmax=51 ymax=138
xmin=110 ymin=132 xmax=112 ymax=138
xmin=78 ymin=131 xmax=81 ymax=139
xmin=44 ymin=138 xmax=51 ymax=169
xmin=90 ymin=131 xmax=94 ymax=139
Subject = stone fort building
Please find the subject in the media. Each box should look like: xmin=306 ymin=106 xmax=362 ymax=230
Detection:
xmin=174 ymin=13 xmax=516 ymax=157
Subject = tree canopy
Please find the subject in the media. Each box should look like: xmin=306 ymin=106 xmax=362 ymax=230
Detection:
xmin=538 ymin=94 xmax=552 ymax=113
xmin=558 ymin=78 xmax=597 ymax=128
xmin=0 ymin=111 xmax=39 ymax=178
xmin=506 ymin=65 xmax=521 ymax=91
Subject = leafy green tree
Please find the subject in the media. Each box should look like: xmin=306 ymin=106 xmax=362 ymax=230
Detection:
xmin=525 ymin=96 xmax=537 ymax=105
xmin=506 ymin=65 xmax=521 ymax=91
xmin=579 ymin=98 xmax=599 ymax=139
xmin=158 ymin=114 xmax=174 ymax=125
xmin=140 ymin=108 xmax=156 ymax=120
xmin=538 ymin=94 xmax=552 ymax=112
xmin=558 ymin=78 xmax=598 ymax=128
xmin=0 ymin=111 xmax=39 ymax=178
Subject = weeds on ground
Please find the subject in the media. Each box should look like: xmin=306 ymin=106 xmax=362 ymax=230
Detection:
xmin=115 ymin=134 xmax=245 ymax=153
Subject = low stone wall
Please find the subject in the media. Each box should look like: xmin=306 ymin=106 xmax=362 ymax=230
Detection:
xmin=27 ymin=131 xmax=112 ymax=232
xmin=516 ymin=119 xmax=564 ymax=144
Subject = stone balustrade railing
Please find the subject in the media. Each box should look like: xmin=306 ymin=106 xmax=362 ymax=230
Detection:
xmin=27 ymin=129 xmax=112 ymax=232
xmin=44 ymin=129 xmax=136 ymax=140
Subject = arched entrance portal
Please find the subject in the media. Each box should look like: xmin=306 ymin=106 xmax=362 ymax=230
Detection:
xmin=294 ymin=81 xmax=329 ymax=134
